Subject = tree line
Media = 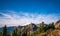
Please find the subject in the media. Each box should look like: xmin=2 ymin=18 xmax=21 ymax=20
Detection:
xmin=0 ymin=22 xmax=56 ymax=36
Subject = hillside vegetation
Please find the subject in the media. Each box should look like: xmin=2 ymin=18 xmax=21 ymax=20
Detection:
xmin=0 ymin=20 xmax=60 ymax=36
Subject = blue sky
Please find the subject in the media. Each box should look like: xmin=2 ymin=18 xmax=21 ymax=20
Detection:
xmin=1 ymin=0 xmax=60 ymax=14
xmin=0 ymin=0 xmax=60 ymax=27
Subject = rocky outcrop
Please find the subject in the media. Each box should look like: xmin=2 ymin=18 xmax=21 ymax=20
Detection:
xmin=55 ymin=20 xmax=60 ymax=29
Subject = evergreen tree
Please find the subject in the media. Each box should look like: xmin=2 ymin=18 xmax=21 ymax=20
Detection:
xmin=39 ymin=22 xmax=45 ymax=32
xmin=22 ymin=30 xmax=27 ymax=36
xmin=2 ymin=25 xmax=7 ymax=36
xmin=12 ymin=28 xmax=18 ymax=36
xmin=22 ymin=26 xmax=27 ymax=36
xmin=18 ymin=29 xmax=21 ymax=36
xmin=0 ymin=32 xmax=2 ymax=36
xmin=48 ymin=22 xmax=55 ymax=29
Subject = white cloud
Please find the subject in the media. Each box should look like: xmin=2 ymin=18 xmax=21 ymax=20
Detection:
xmin=0 ymin=11 xmax=60 ymax=27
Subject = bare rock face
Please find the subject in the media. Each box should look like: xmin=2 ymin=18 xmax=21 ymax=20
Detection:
xmin=55 ymin=20 xmax=60 ymax=29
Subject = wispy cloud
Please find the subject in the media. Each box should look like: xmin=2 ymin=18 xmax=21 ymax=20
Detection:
xmin=0 ymin=10 xmax=60 ymax=27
